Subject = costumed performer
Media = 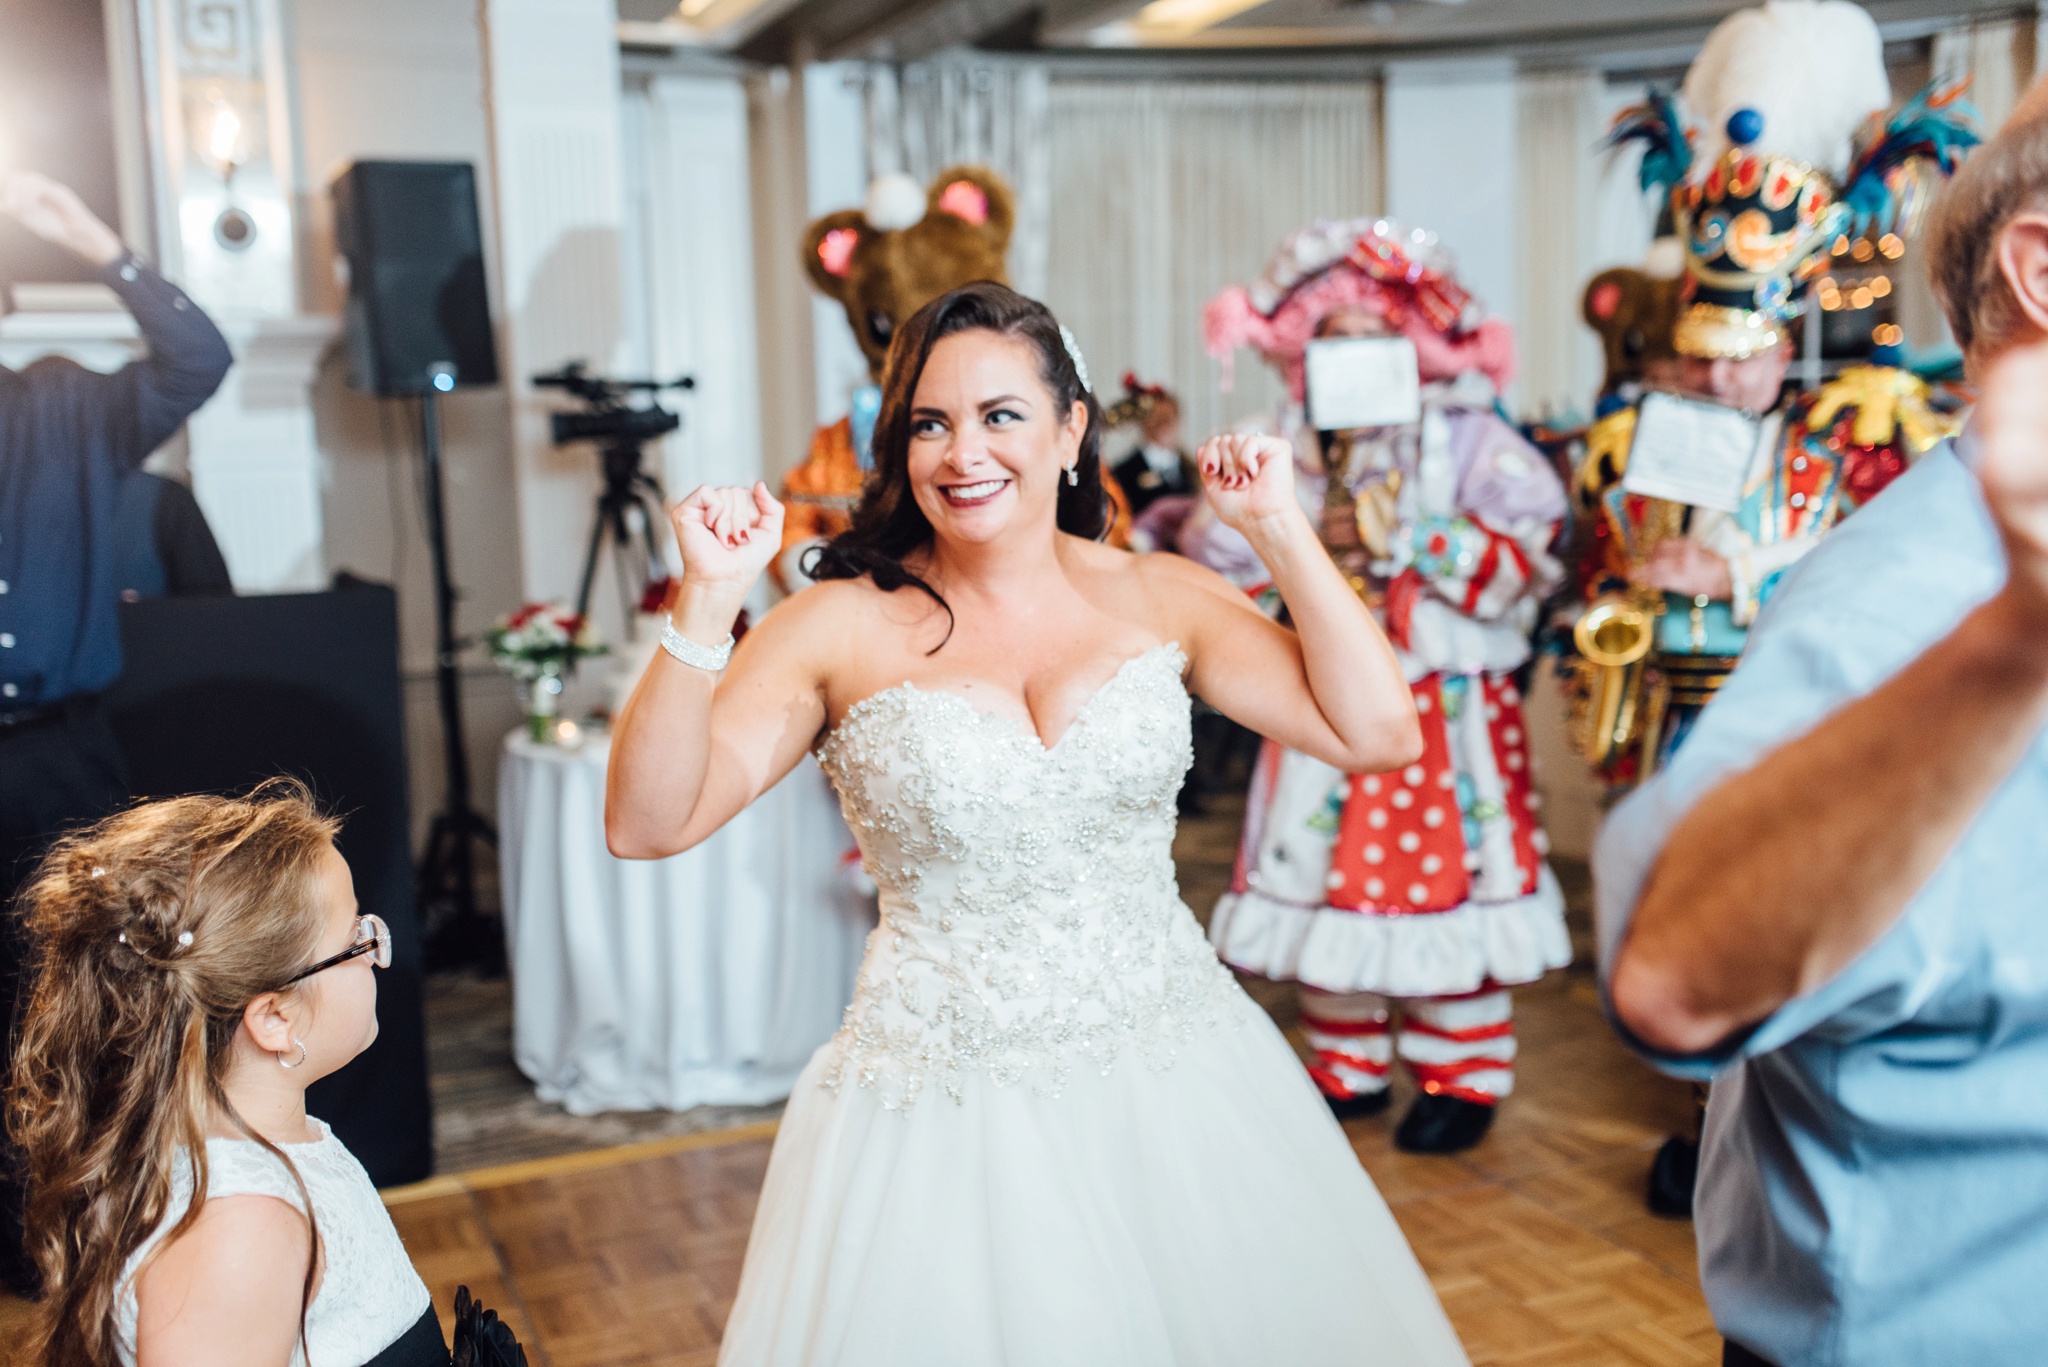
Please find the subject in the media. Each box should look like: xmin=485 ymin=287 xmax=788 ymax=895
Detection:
xmin=1202 ymin=218 xmax=1572 ymax=1155
xmin=1570 ymin=0 xmax=1976 ymax=1216
xmin=1572 ymin=0 xmax=1974 ymax=791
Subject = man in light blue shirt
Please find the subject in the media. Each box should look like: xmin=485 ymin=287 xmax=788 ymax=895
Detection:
xmin=1597 ymin=89 xmax=2048 ymax=1367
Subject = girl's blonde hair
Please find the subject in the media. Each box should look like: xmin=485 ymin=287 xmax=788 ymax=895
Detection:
xmin=8 ymin=781 xmax=341 ymax=1367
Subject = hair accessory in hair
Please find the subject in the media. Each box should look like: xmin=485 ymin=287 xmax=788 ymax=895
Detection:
xmin=116 ymin=932 xmax=127 ymax=944
xmin=90 ymin=867 xmax=105 ymax=879
xmin=1059 ymin=325 xmax=1091 ymax=394
xmin=177 ymin=931 xmax=194 ymax=947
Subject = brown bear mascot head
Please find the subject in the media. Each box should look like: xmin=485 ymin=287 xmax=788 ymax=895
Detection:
xmin=802 ymin=165 xmax=1016 ymax=378
xmin=1582 ymin=265 xmax=1684 ymax=398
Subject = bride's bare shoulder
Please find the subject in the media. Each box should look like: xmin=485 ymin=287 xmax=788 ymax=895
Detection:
xmin=764 ymin=574 xmax=949 ymax=653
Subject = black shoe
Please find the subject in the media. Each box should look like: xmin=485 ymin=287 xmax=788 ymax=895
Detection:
xmin=1323 ymin=1088 xmax=1391 ymax=1121
xmin=1646 ymin=1135 xmax=1698 ymax=1218
xmin=1395 ymin=1093 xmax=1496 ymax=1153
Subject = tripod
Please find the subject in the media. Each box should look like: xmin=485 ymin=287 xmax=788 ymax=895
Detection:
xmin=575 ymin=439 xmax=670 ymax=630
xmin=412 ymin=366 xmax=501 ymax=971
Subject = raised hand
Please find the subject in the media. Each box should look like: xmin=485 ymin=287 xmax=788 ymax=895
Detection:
xmin=1977 ymin=338 xmax=2048 ymax=632
xmin=1197 ymin=433 xmax=1301 ymax=535
xmin=0 ymin=171 xmax=124 ymax=267
xmin=670 ymin=483 xmax=784 ymax=598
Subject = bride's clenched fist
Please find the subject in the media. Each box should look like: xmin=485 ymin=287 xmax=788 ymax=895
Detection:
xmin=1198 ymin=433 xmax=1302 ymax=536
xmin=670 ymin=483 xmax=784 ymax=594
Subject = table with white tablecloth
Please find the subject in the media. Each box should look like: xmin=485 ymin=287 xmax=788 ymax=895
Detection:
xmin=498 ymin=731 xmax=873 ymax=1115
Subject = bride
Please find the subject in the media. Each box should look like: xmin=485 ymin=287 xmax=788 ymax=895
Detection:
xmin=607 ymin=281 xmax=1469 ymax=1366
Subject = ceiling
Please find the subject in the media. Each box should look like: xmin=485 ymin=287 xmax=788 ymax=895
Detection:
xmin=617 ymin=0 xmax=2029 ymax=69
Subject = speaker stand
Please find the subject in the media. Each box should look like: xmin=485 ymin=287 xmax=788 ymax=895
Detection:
xmin=413 ymin=377 xmax=502 ymax=973
xmin=574 ymin=439 xmax=669 ymax=631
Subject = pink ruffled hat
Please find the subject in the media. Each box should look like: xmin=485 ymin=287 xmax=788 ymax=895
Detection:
xmin=1204 ymin=217 xmax=1516 ymax=403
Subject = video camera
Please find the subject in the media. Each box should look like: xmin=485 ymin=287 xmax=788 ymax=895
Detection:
xmin=531 ymin=361 xmax=694 ymax=448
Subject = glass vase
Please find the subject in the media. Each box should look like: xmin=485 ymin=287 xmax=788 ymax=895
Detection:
xmin=524 ymin=667 xmax=564 ymax=743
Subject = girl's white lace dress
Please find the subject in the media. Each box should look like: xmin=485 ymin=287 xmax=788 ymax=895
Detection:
xmin=719 ymin=644 xmax=1469 ymax=1366
xmin=114 ymin=1119 xmax=434 ymax=1366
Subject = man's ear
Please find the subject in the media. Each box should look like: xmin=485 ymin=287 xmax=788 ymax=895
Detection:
xmin=1996 ymin=214 xmax=2048 ymax=341
xmin=802 ymin=210 xmax=868 ymax=300
xmin=240 ymin=991 xmax=296 ymax=1057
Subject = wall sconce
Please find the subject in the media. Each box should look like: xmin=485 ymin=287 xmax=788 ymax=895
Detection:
xmin=186 ymin=82 xmax=261 ymax=251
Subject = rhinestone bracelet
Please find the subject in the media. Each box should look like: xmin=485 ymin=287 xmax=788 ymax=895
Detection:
xmin=660 ymin=619 xmax=735 ymax=673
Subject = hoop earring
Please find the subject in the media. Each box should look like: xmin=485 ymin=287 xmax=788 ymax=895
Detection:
xmin=1065 ymin=466 xmax=1078 ymax=487
xmin=279 ymin=1038 xmax=308 ymax=1070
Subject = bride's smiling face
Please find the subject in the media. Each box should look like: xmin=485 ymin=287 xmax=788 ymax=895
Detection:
xmin=906 ymin=328 xmax=1086 ymax=547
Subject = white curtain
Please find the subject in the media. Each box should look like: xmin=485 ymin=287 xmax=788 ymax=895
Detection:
xmin=1934 ymin=18 xmax=2032 ymax=135
xmin=1042 ymin=78 xmax=1381 ymax=449
xmin=1515 ymin=69 xmax=1608 ymax=424
xmin=864 ymin=56 xmax=1053 ymax=298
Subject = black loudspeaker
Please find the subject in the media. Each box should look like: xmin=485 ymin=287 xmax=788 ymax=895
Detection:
xmin=101 ymin=584 xmax=434 ymax=1187
xmin=333 ymin=160 xmax=500 ymax=396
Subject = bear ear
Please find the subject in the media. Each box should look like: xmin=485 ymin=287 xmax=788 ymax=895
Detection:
xmin=926 ymin=165 xmax=1014 ymax=250
xmin=802 ymin=210 xmax=869 ymax=299
xmin=1582 ymin=268 xmax=1644 ymax=332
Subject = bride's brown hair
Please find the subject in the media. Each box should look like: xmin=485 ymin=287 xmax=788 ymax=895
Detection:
xmin=8 ymin=782 xmax=340 ymax=1367
xmin=807 ymin=281 xmax=1110 ymax=648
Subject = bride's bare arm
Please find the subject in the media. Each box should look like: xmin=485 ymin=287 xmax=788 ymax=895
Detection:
xmin=605 ymin=484 xmax=833 ymax=859
xmin=1168 ymin=435 xmax=1421 ymax=773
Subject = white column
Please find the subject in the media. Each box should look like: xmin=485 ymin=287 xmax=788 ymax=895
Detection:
xmin=1383 ymin=58 xmax=1520 ymax=409
xmin=137 ymin=0 xmax=328 ymax=592
xmin=480 ymin=0 xmax=629 ymax=606
xmin=804 ymin=62 xmax=870 ymax=427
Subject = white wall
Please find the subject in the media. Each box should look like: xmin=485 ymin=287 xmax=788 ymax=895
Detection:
xmin=482 ymin=0 xmax=632 ymax=631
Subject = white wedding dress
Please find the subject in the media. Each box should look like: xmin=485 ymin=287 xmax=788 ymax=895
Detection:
xmin=719 ymin=644 xmax=1469 ymax=1367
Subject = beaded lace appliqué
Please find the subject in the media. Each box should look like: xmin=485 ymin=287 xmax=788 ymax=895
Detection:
xmin=814 ymin=644 xmax=1240 ymax=1109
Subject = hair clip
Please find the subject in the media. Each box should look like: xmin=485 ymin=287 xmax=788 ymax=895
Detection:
xmin=90 ymin=867 xmax=105 ymax=879
xmin=177 ymin=931 xmax=194 ymax=948
xmin=116 ymin=932 xmax=127 ymax=944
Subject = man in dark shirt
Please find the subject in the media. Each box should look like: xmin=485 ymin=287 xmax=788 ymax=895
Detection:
xmin=0 ymin=171 xmax=232 ymax=887
xmin=0 ymin=170 xmax=232 ymax=1287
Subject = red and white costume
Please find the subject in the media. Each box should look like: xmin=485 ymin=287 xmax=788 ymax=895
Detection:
xmin=1198 ymin=220 xmax=1571 ymax=1109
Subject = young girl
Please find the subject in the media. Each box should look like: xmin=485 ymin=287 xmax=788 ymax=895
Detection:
xmin=8 ymin=783 xmax=447 ymax=1367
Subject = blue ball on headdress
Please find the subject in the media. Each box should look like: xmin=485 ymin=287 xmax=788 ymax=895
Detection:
xmin=1726 ymin=108 xmax=1765 ymax=147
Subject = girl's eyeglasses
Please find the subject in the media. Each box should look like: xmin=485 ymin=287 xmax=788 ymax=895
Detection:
xmin=285 ymin=914 xmax=392 ymax=985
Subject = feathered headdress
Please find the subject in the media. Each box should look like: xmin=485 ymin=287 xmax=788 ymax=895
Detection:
xmin=1609 ymin=0 xmax=1979 ymax=360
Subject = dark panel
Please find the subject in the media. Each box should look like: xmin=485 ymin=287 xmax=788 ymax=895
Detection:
xmin=101 ymin=585 xmax=434 ymax=1186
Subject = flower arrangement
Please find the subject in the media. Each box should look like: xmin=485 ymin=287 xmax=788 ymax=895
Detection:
xmin=487 ymin=603 xmax=607 ymax=741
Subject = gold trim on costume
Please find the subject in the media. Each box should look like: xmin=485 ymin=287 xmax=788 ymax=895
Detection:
xmin=1673 ymin=302 xmax=1783 ymax=360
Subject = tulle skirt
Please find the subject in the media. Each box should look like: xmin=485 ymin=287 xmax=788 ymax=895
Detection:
xmin=719 ymin=990 xmax=1469 ymax=1366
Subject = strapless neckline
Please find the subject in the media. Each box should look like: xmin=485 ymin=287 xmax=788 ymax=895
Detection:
xmin=823 ymin=640 xmax=1185 ymax=755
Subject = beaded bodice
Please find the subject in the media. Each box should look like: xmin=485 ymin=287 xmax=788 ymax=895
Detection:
xmin=814 ymin=643 xmax=1239 ymax=1108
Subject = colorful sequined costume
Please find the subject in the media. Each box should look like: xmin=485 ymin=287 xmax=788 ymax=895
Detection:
xmin=1574 ymin=366 xmax=1953 ymax=784
xmin=1200 ymin=219 xmax=1570 ymax=1145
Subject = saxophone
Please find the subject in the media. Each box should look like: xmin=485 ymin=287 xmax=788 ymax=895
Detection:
xmin=1568 ymin=498 xmax=1686 ymax=770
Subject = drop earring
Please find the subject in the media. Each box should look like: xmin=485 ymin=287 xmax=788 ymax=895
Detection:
xmin=1065 ymin=466 xmax=1078 ymax=487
